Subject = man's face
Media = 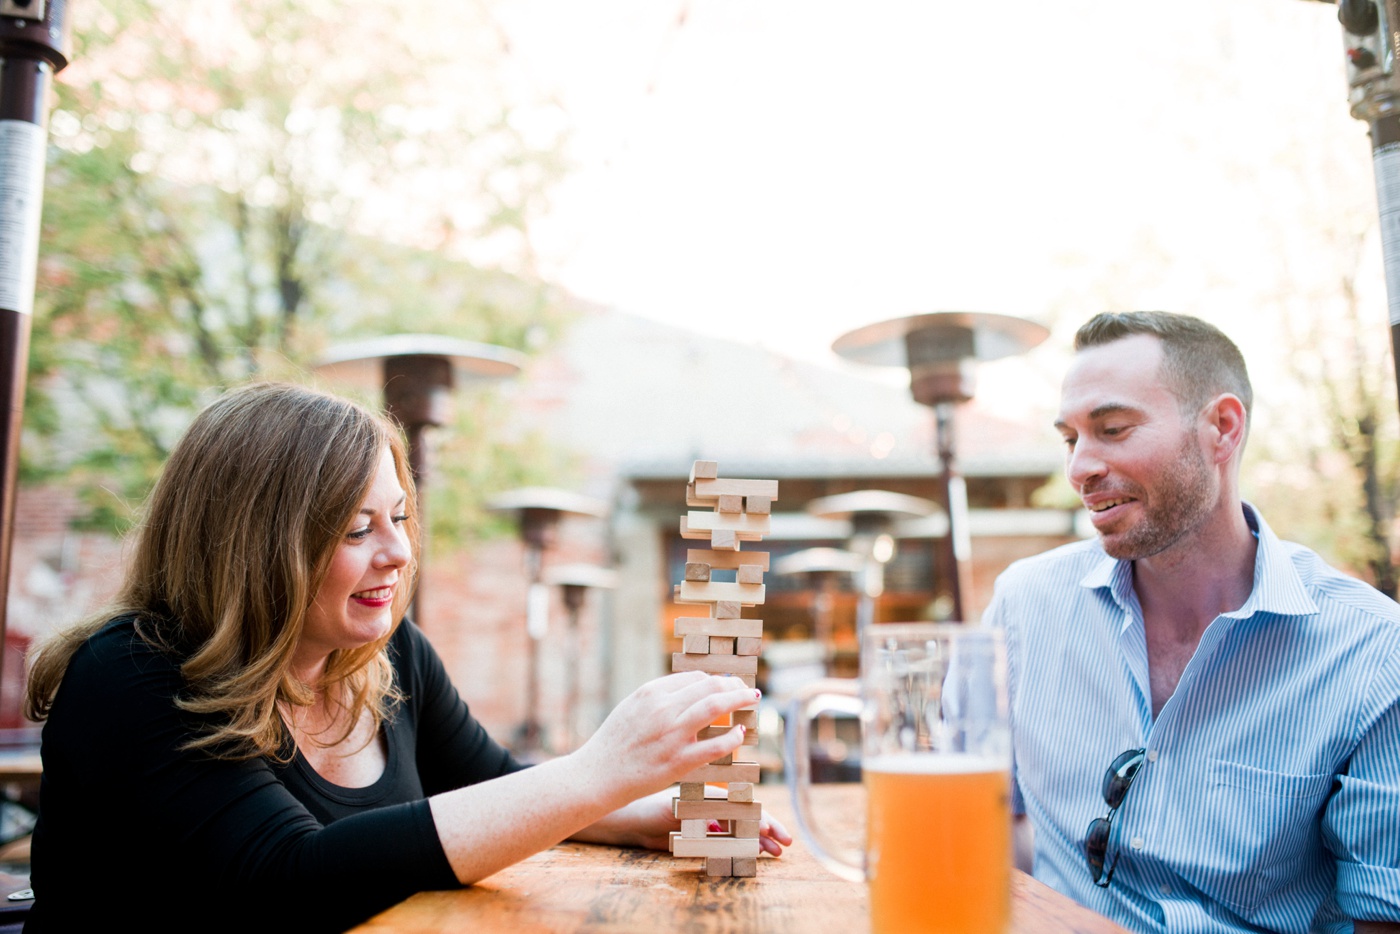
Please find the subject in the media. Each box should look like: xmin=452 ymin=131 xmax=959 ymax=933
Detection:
xmin=1054 ymin=334 xmax=1217 ymax=561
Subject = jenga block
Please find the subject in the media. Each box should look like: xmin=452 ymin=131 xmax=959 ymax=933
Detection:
xmin=675 ymin=799 xmax=763 ymax=820
xmin=684 ymin=562 xmax=712 ymax=581
xmin=734 ymin=820 xmax=761 ymax=838
xmin=690 ymin=460 xmax=719 ymax=482
xmin=670 ymin=835 xmax=762 ymax=858
xmin=731 ymin=745 xmax=759 ymax=764
xmin=686 ymin=483 xmax=711 ymax=508
xmin=737 ymin=674 xmax=756 ymax=688
xmin=736 ymin=564 xmax=764 ymax=584
xmin=687 ymin=511 xmax=772 ymax=536
xmin=682 ymin=634 xmax=710 ymax=654
xmin=731 ymin=709 xmax=758 ymax=729
xmin=732 ymin=857 xmax=757 ymax=877
xmin=675 ymin=617 xmax=763 ymax=638
xmin=671 ymin=653 xmax=758 ymax=676
xmin=717 ymin=494 xmax=743 ymax=514
xmin=711 ymin=529 xmax=739 ymax=550
xmin=727 ymin=783 xmax=754 ymax=802
xmin=693 ymin=478 xmax=780 ymax=499
xmin=678 ymin=782 xmax=706 ymax=801
xmin=678 ymin=761 xmax=761 ymax=784
xmin=687 ymin=549 xmax=770 ymax=571
xmin=709 ymin=636 xmax=736 ymax=655
xmin=681 ymin=819 xmax=709 ymax=839
xmin=701 ymin=724 xmax=758 ymax=745
xmin=679 ymin=517 xmax=709 ymax=541
xmin=736 ymin=637 xmax=762 ymax=656
xmin=745 ymin=495 xmax=772 ymax=515
xmin=677 ymin=581 xmax=765 ymax=606
xmin=713 ymin=601 xmax=742 ymax=618
xmin=706 ymin=857 xmax=734 ymax=877
xmin=711 ymin=753 xmax=733 ymax=765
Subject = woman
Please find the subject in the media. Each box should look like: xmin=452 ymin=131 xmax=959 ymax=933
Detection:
xmin=23 ymin=382 xmax=787 ymax=932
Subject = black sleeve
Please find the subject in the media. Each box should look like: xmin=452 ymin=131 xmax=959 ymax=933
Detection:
xmin=30 ymin=622 xmax=457 ymax=933
xmin=392 ymin=620 xmax=528 ymax=796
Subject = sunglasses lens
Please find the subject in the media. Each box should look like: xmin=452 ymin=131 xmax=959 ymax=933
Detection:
xmin=1101 ymin=748 xmax=1146 ymax=808
xmin=1084 ymin=818 xmax=1111 ymax=880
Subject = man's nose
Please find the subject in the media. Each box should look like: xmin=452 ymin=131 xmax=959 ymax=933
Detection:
xmin=1066 ymin=440 xmax=1106 ymax=491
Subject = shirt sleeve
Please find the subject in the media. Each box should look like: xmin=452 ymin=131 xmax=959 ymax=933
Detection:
xmin=394 ymin=620 xmax=527 ymax=796
xmin=1324 ymin=639 xmax=1400 ymax=922
xmin=982 ymin=584 xmax=1025 ymax=817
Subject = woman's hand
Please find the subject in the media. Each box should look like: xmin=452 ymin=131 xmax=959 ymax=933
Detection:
xmin=573 ymin=787 xmax=795 ymax=857
xmin=569 ymin=670 xmax=761 ymax=811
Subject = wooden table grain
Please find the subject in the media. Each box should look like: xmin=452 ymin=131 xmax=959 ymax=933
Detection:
xmin=351 ymin=784 xmax=1129 ymax=934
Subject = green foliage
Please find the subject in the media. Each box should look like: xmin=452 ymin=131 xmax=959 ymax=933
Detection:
xmin=27 ymin=0 xmax=576 ymax=540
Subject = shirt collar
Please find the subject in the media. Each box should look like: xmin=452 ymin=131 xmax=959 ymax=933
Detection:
xmin=1078 ymin=502 xmax=1319 ymax=618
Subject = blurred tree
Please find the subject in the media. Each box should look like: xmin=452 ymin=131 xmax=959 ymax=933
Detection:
xmin=27 ymin=0 xmax=575 ymax=540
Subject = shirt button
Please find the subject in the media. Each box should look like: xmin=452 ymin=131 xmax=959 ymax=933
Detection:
xmin=1158 ymin=884 xmax=1170 ymax=896
xmin=1131 ymin=837 xmax=1145 ymax=850
xmin=1146 ymin=749 xmax=1159 ymax=763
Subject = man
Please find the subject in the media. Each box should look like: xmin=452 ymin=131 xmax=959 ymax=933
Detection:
xmin=985 ymin=312 xmax=1400 ymax=934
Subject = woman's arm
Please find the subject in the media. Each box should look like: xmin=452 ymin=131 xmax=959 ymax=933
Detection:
xmin=570 ymin=787 xmax=792 ymax=856
xmin=428 ymin=669 xmax=758 ymax=884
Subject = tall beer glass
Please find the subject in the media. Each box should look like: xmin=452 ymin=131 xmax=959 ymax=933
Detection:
xmin=787 ymin=623 xmax=1011 ymax=934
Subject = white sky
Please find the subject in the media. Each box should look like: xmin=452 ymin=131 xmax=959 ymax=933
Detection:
xmin=488 ymin=0 xmax=1385 ymax=423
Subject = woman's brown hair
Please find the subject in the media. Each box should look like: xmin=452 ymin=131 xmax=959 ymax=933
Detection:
xmin=24 ymin=382 xmax=419 ymax=760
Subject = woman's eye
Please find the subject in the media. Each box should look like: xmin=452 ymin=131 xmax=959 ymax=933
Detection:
xmin=392 ymin=513 xmax=410 ymax=525
xmin=347 ymin=526 xmax=372 ymax=541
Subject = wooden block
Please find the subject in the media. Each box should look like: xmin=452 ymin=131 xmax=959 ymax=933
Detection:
xmin=679 ymin=517 xmax=709 ymax=541
xmin=675 ymin=799 xmax=763 ymax=820
xmin=690 ymin=460 xmax=719 ymax=482
xmin=731 ymin=709 xmax=758 ymax=729
xmin=732 ymin=857 xmax=757 ymax=877
xmin=736 ymin=564 xmax=764 ymax=584
xmin=706 ymin=857 xmax=734 ymax=877
xmin=686 ymin=483 xmax=713 ymax=508
xmin=738 ymin=674 xmax=756 ymax=688
xmin=736 ymin=637 xmax=762 ymax=656
xmin=681 ymin=819 xmax=709 ymax=839
xmin=682 ymin=634 xmax=710 ymax=654
xmin=679 ymin=782 xmax=706 ymax=801
xmin=734 ymin=820 xmax=761 ymax=839
xmin=713 ymin=601 xmax=742 ymax=619
xmin=687 ymin=549 xmax=770 ymax=571
xmin=677 ymin=581 xmax=765 ymax=606
xmin=670 ymin=835 xmax=762 ymax=858
xmin=694 ymin=478 xmax=780 ymax=499
xmin=732 ymin=746 xmax=759 ymax=764
xmin=678 ymin=762 xmax=761 ymax=784
xmin=687 ymin=511 xmax=772 ymax=536
xmin=711 ymin=529 xmax=738 ymax=550
xmin=711 ymin=753 xmax=733 ymax=766
xmin=709 ymin=636 xmax=735 ymax=655
xmin=684 ymin=562 xmax=712 ymax=581
xmin=745 ymin=495 xmax=772 ymax=515
xmin=727 ymin=783 xmax=754 ymax=802
xmin=671 ymin=653 xmax=758 ymax=676
xmin=717 ymin=494 xmax=743 ymax=514
xmin=674 ymin=617 xmax=763 ymax=638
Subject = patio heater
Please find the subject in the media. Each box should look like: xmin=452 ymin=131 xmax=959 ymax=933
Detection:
xmin=772 ymin=546 xmax=864 ymax=673
xmin=832 ymin=313 xmax=1048 ymax=621
xmin=804 ymin=491 xmax=939 ymax=642
xmin=314 ymin=333 xmax=525 ymax=621
xmin=540 ymin=563 xmax=617 ymax=753
xmin=487 ymin=487 xmax=608 ymax=759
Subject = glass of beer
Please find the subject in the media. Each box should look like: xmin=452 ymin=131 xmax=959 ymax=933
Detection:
xmin=786 ymin=623 xmax=1011 ymax=934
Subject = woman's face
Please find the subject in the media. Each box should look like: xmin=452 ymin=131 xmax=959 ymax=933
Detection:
xmin=296 ymin=447 xmax=412 ymax=675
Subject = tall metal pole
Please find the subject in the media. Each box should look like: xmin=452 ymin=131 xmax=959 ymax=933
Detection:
xmin=0 ymin=1 xmax=69 ymax=644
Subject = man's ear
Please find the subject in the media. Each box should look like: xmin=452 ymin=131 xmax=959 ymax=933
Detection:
xmin=1203 ymin=393 xmax=1247 ymax=465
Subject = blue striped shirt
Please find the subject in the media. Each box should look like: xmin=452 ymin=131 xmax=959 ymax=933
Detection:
xmin=984 ymin=504 xmax=1400 ymax=933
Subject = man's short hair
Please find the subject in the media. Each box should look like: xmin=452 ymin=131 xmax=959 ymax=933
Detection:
xmin=1074 ymin=311 xmax=1252 ymax=417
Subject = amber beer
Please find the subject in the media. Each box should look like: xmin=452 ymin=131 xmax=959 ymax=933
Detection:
xmin=864 ymin=754 xmax=1011 ymax=934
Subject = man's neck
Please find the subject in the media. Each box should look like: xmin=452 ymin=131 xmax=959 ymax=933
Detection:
xmin=1132 ymin=502 xmax=1258 ymax=717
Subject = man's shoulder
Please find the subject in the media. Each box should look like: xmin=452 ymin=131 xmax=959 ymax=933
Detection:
xmin=1280 ymin=538 xmax=1400 ymax=627
xmin=994 ymin=537 xmax=1108 ymax=593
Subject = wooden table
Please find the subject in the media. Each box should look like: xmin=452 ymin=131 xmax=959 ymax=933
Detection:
xmin=352 ymin=784 xmax=1129 ymax=934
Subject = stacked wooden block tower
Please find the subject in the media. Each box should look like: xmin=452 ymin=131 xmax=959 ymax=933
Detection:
xmin=668 ymin=459 xmax=778 ymax=878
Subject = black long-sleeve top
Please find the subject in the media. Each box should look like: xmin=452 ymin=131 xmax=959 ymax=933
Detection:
xmin=25 ymin=617 xmax=524 ymax=933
